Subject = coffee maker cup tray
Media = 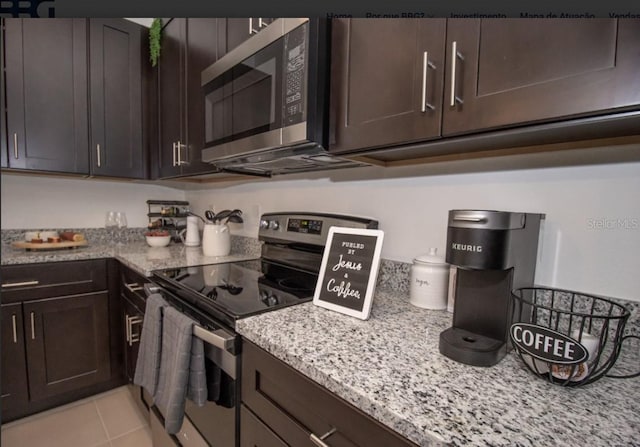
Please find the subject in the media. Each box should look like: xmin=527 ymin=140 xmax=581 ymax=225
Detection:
xmin=510 ymin=287 xmax=638 ymax=387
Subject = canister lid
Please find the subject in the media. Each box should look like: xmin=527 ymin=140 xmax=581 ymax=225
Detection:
xmin=414 ymin=247 xmax=447 ymax=265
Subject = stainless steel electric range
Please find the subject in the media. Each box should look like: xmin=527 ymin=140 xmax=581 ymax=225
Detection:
xmin=147 ymin=212 xmax=378 ymax=447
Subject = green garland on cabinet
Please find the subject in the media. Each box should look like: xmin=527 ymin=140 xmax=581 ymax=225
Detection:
xmin=149 ymin=18 xmax=163 ymax=67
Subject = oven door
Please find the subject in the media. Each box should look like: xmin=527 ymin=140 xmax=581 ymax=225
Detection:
xmin=146 ymin=284 xmax=240 ymax=447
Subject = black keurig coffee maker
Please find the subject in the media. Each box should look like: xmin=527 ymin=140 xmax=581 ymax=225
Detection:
xmin=439 ymin=210 xmax=545 ymax=366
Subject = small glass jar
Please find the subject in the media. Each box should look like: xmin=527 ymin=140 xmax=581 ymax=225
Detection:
xmin=409 ymin=248 xmax=449 ymax=310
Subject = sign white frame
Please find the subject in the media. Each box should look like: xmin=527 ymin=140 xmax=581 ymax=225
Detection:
xmin=313 ymin=227 xmax=384 ymax=320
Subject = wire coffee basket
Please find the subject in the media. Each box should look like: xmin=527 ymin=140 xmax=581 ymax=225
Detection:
xmin=511 ymin=287 xmax=634 ymax=387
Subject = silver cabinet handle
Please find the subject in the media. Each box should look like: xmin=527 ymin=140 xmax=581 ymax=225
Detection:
xmin=14 ymin=133 xmax=18 ymax=159
xmin=96 ymin=144 xmax=101 ymax=167
xmin=310 ymin=428 xmax=337 ymax=447
xmin=12 ymin=315 xmax=18 ymax=343
xmin=125 ymin=282 xmax=145 ymax=293
xmin=172 ymin=142 xmax=177 ymax=166
xmin=176 ymin=141 xmax=186 ymax=166
xmin=128 ymin=316 xmax=143 ymax=345
xmin=450 ymin=41 xmax=464 ymax=107
xmin=249 ymin=18 xmax=258 ymax=35
xmin=2 ymin=280 xmax=40 ymax=289
xmin=177 ymin=141 xmax=188 ymax=166
xmin=421 ymin=51 xmax=436 ymax=112
xmin=30 ymin=312 xmax=36 ymax=340
xmin=259 ymin=18 xmax=268 ymax=28
xmin=125 ymin=313 xmax=131 ymax=343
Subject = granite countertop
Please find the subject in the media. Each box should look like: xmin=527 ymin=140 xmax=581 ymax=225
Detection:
xmin=1 ymin=239 xmax=260 ymax=276
xmin=4 ymin=233 xmax=638 ymax=445
xmin=236 ymin=287 xmax=640 ymax=446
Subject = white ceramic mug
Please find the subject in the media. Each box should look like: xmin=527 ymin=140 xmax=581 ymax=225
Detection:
xmin=202 ymin=223 xmax=231 ymax=257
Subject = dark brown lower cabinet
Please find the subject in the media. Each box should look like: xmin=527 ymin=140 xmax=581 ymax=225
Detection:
xmin=23 ymin=292 xmax=111 ymax=401
xmin=241 ymin=405 xmax=288 ymax=447
xmin=1 ymin=303 xmax=30 ymax=417
xmin=241 ymin=341 xmax=417 ymax=447
xmin=0 ymin=259 xmax=124 ymax=423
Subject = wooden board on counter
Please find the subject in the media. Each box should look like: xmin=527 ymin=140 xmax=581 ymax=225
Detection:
xmin=12 ymin=240 xmax=88 ymax=251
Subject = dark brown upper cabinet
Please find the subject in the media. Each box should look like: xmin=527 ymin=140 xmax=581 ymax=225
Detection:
xmin=4 ymin=19 xmax=90 ymax=174
xmin=2 ymin=18 xmax=147 ymax=178
xmin=223 ymin=18 xmax=275 ymax=55
xmin=89 ymin=19 xmax=146 ymax=179
xmin=1 ymin=24 xmax=7 ymax=169
xmin=157 ymin=18 xmax=223 ymax=178
xmin=442 ymin=19 xmax=640 ymax=136
xmin=329 ymin=19 xmax=640 ymax=162
xmin=329 ymin=19 xmax=446 ymax=153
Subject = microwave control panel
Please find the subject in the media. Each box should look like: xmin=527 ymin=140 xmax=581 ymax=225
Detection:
xmin=284 ymin=23 xmax=307 ymax=124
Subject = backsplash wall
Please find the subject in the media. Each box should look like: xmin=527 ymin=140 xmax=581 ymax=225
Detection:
xmin=1 ymin=160 xmax=639 ymax=302
xmin=186 ymin=161 xmax=640 ymax=303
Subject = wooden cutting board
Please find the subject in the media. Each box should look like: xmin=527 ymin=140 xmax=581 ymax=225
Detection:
xmin=12 ymin=240 xmax=88 ymax=251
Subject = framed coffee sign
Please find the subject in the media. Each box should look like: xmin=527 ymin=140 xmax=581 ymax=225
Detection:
xmin=313 ymin=227 xmax=384 ymax=320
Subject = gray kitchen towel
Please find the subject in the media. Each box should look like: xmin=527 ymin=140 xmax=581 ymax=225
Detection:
xmin=133 ymin=293 xmax=169 ymax=398
xmin=153 ymin=306 xmax=207 ymax=434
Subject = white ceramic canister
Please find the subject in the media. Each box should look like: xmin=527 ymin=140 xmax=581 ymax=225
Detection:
xmin=409 ymin=248 xmax=450 ymax=310
xmin=202 ymin=223 xmax=231 ymax=257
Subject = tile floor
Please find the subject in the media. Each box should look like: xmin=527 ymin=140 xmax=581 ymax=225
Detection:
xmin=1 ymin=386 xmax=151 ymax=447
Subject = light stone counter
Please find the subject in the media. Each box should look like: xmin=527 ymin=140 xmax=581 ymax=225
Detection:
xmin=236 ymin=288 xmax=640 ymax=447
xmin=1 ymin=236 xmax=261 ymax=276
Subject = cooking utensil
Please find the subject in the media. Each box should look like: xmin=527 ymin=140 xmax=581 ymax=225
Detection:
xmin=205 ymin=210 xmax=216 ymax=222
xmin=213 ymin=209 xmax=233 ymax=222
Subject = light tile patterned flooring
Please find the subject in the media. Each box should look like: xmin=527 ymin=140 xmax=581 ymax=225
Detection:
xmin=1 ymin=386 xmax=151 ymax=447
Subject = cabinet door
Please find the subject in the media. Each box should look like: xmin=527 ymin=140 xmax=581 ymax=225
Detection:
xmin=24 ymin=292 xmax=111 ymax=401
xmin=329 ymin=19 xmax=446 ymax=154
xmin=158 ymin=18 xmax=185 ymax=178
xmin=1 ymin=303 xmax=29 ymax=421
xmin=1 ymin=21 xmax=7 ymax=169
xmin=242 ymin=341 xmax=416 ymax=447
xmin=224 ymin=18 xmax=273 ymax=54
xmin=181 ymin=18 xmax=222 ymax=176
xmin=224 ymin=18 xmax=253 ymax=53
xmin=122 ymin=296 xmax=144 ymax=382
xmin=4 ymin=19 xmax=89 ymax=174
xmin=443 ymin=19 xmax=640 ymax=136
xmin=89 ymin=19 xmax=145 ymax=179
xmin=241 ymin=405 xmax=289 ymax=447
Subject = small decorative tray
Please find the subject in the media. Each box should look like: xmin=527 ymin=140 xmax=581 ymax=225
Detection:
xmin=12 ymin=240 xmax=88 ymax=251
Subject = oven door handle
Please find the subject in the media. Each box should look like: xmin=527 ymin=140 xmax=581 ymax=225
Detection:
xmin=193 ymin=325 xmax=235 ymax=353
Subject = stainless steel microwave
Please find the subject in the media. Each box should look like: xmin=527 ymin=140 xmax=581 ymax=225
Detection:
xmin=200 ymin=18 xmax=366 ymax=176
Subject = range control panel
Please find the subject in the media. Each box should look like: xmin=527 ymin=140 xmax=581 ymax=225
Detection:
xmin=258 ymin=212 xmax=378 ymax=247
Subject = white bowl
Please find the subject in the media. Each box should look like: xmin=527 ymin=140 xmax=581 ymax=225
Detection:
xmin=145 ymin=235 xmax=171 ymax=247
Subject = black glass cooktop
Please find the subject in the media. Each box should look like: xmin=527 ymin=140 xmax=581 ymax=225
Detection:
xmin=151 ymin=260 xmax=318 ymax=327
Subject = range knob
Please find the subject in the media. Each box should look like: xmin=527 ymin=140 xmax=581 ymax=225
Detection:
xmin=268 ymin=220 xmax=280 ymax=230
xmin=259 ymin=219 xmax=270 ymax=230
